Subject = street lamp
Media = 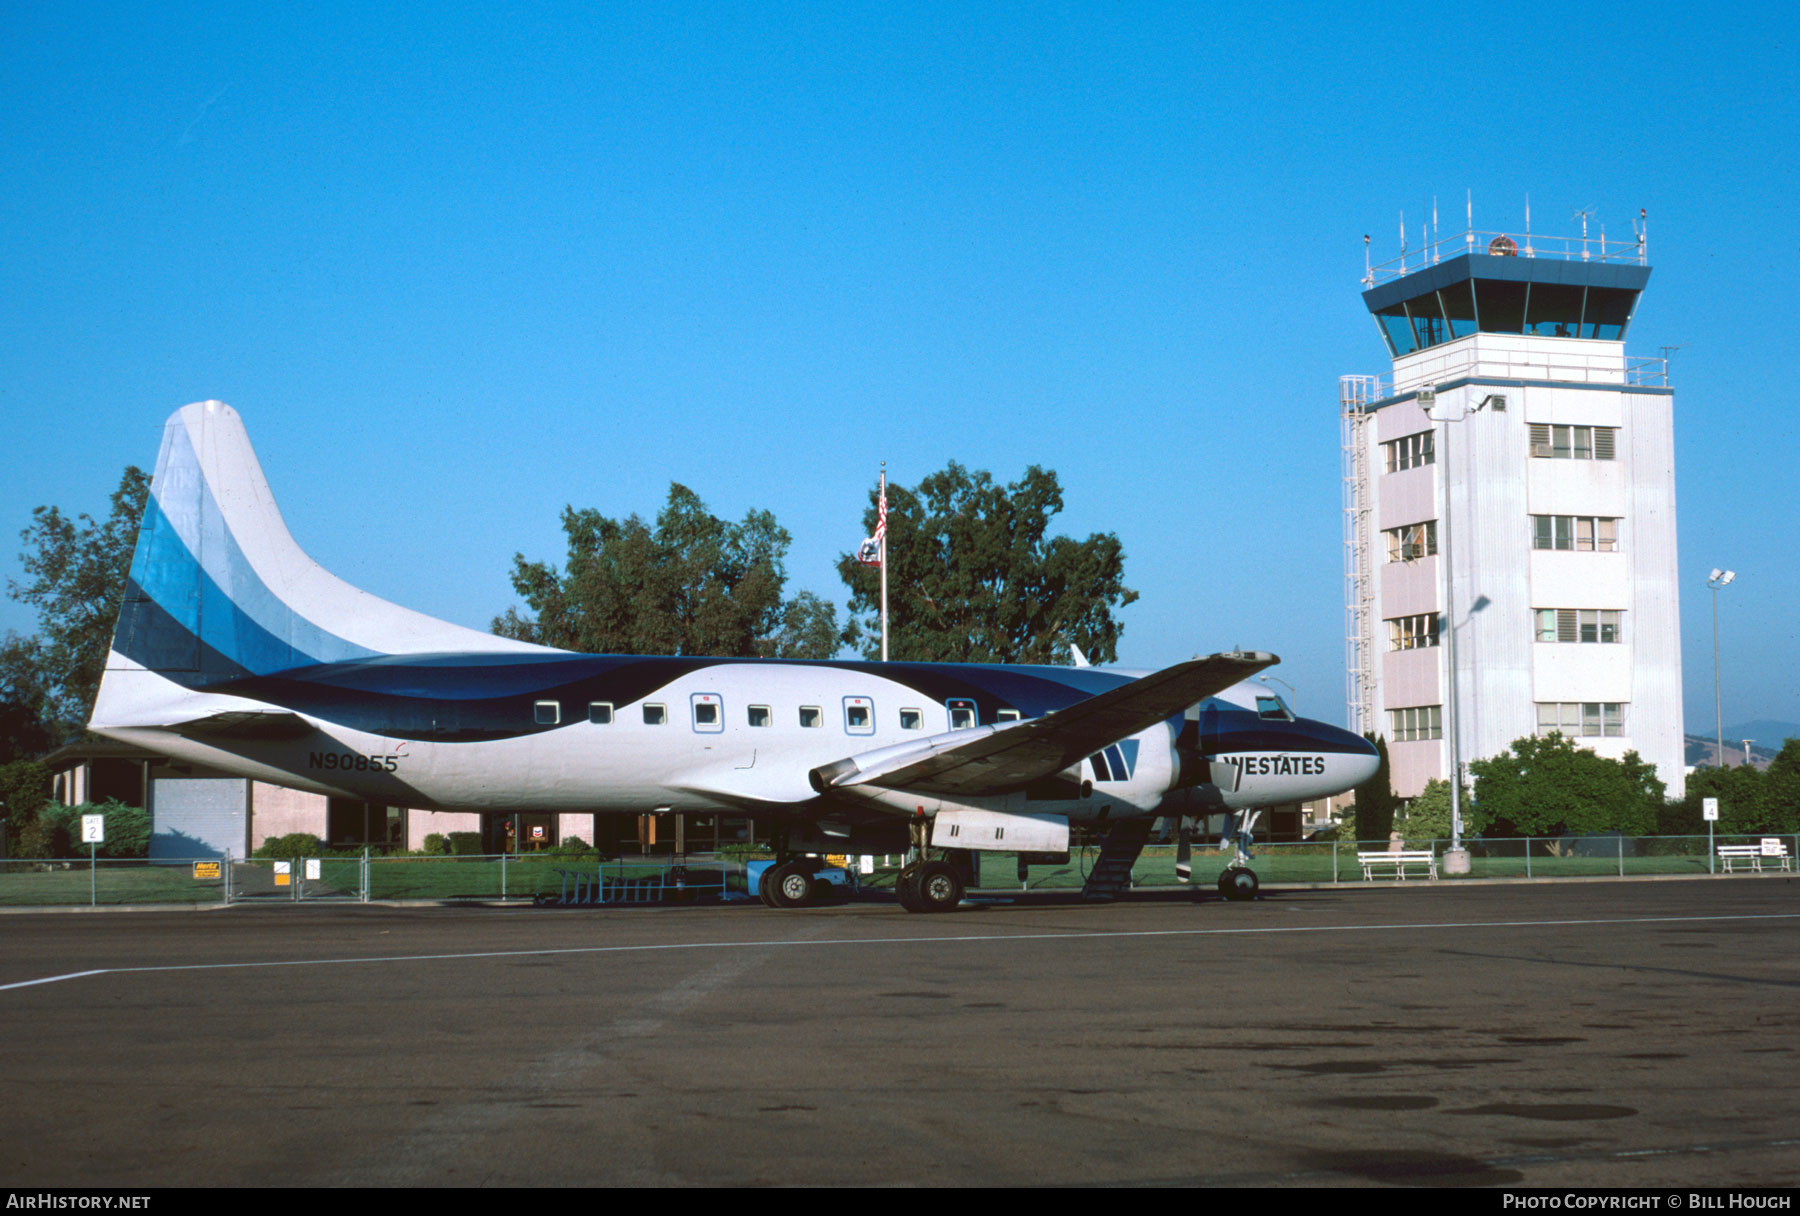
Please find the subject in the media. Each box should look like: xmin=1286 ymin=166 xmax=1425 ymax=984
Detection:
xmin=1258 ymin=674 xmax=1297 ymax=708
xmin=1427 ymin=391 xmax=1503 ymax=874
xmin=1709 ymin=569 xmax=1735 ymax=769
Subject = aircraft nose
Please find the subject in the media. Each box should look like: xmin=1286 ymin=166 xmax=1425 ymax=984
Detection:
xmin=1333 ymin=726 xmax=1380 ymax=791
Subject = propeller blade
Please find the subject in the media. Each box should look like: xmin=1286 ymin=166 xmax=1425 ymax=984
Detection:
xmin=1175 ymin=817 xmax=1192 ymax=882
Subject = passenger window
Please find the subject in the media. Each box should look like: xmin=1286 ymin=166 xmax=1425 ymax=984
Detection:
xmin=588 ymin=702 xmax=613 ymax=725
xmin=799 ymin=706 xmax=822 ymax=728
xmin=748 ymin=705 xmax=771 ymax=727
xmin=691 ymin=694 xmax=722 ymax=732
xmin=534 ymin=701 xmax=560 ymax=726
xmin=899 ymin=708 xmax=923 ymax=731
xmin=947 ymin=699 xmax=976 ymax=730
xmin=996 ymin=708 xmax=1021 ymax=722
xmin=643 ymin=703 xmax=667 ymax=726
xmin=844 ymin=697 xmax=874 ymax=734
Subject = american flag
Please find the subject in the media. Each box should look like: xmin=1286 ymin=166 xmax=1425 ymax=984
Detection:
xmin=856 ymin=479 xmax=886 ymax=566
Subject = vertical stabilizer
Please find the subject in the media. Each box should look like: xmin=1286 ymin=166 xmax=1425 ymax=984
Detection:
xmin=93 ymin=402 xmax=549 ymax=728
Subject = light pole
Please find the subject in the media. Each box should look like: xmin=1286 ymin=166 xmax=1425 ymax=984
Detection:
xmin=1429 ymin=391 xmax=1504 ymax=874
xmin=1709 ymin=569 xmax=1735 ymax=768
xmin=1258 ymin=674 xmax=1297 ymax=708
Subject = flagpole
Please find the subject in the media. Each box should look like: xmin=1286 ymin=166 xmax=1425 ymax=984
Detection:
xmin=879 ymin=464 xmax=888 ymax=662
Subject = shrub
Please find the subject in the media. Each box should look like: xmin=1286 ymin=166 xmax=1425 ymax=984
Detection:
xmin=254 ymin=832 xmax=324 ymax=859
xmin=11 ymin=800 xmax=145 ymax=858
xmin=446 ymin=831 xmax=484 ymax=856
xmin=421 ymin=833 xmax=448 ymax=855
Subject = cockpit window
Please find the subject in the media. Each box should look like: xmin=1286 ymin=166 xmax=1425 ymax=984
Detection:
xmin=1255 ymin=695 xmax=1294 ymax=722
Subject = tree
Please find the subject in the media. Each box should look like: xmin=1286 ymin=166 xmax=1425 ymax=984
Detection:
xmin=1680 ymin=739 xmax=1800 ymax=834
xmin=493 ymin=484 xmax=839 ymax=659
xmin=0 ymin=758 xmax=51 ymax=856
xmin=7 ymin=466 xmax=150 ymax=739
xmin=1396 ymin=777 xmax=1481 ymax=842
xmin=1344 ymin=734 xmax=1399 ymax=844
xmin=1469 ymin=733 xmax=1664 ymax=838
xmin=836 ymin=463 xmax=1137 ymax=663
xmin=0 ymin=634 xmax=56 ymax=764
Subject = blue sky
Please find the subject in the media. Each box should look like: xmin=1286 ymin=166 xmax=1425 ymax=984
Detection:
xmin=3 ymin=2 xmax=1797 ymax=732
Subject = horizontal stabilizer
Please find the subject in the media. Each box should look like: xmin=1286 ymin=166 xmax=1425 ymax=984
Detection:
xmin=162 ymin=709 xmax=315 ymax=740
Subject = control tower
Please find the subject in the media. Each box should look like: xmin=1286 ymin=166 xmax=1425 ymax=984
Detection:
xmin=1340 ymin=209 xmax=1684 ymax=800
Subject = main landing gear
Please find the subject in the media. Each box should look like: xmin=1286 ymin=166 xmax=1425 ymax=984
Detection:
xmin=892 ymin=809 xmax=967 ymax=914
xmin=756 ymin=829 xmax=838 ymax=910
xmin=896 ymin=859 xmax=964 ymax=913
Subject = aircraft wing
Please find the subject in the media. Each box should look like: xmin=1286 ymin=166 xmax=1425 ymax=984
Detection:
xmin=812 ymin=651 xmax=1276 ymax=800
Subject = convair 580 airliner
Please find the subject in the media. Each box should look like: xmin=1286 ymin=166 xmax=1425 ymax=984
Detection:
xmin=90 ymin=402 xmax=1378 ymax=911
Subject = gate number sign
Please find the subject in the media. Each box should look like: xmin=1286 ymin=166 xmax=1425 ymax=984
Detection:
xmin=81 ymin=814 xmax=105 ymax=844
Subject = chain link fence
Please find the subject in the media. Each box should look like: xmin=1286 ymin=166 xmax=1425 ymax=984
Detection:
xmin=0 ymin=834 xmax=1791 ymax=907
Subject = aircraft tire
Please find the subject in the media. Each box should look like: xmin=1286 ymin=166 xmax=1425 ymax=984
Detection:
xmin=757 ymin=865 xmax=779 ymax=907
xmin=768 ymin=861 xmax=817 ymax=909
xmin=895 ymin=871 xmax=925 ymax=913
xmin=1217 ymin=867 xmax=1259 ymax=901
xmin=914 ymin=860 xmax=965 ymax=913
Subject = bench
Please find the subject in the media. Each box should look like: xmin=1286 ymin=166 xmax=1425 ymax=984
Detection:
xmin=1717 ymin=841 xmax=1794 ymax=874
xmin=1358 ymin=850 xmax=1438 ymax=881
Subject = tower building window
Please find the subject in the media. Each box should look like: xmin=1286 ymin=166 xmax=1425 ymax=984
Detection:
xmin=1532 ymin=515 xmax=1619 ymax=552
xmin=1537 ymin=702 xmax=1626 ymax=738
xmin=1387 ymin=613 xmax=1440 ymax=650
xmin=1384 ymin=431 xmax=1435 ymax=473
xmin=1389 ymin=705 xmax=1443 ymax=742
xmin=1534 ymin=609 xmax=1622 ymax=644
xmin=1530 ymin=424 xmax=1617 ymax=460
xmin=1384 ymin=521 xmax=1437 ymax=562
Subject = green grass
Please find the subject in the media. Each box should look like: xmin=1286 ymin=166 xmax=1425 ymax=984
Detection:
xmin=0 ymin=863 xmax=225 ymax=906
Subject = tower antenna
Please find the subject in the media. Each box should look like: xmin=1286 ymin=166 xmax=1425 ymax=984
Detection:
xmin=1574 ymin=205 xmax=1596 ymax=259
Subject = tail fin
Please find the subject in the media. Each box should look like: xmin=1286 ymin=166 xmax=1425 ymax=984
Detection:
xmin=95 ymin=402 xmax=543 ymax=725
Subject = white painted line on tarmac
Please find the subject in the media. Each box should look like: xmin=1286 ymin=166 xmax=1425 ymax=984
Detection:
xmin=4 ymin=910 xmax=1797 ymax=994
xmin=0 ymin=969 xmax=110 ymax=991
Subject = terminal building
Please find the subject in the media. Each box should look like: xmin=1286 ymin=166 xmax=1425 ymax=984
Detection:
xmin=1340 ymin=210 xmax=1685 ymax=800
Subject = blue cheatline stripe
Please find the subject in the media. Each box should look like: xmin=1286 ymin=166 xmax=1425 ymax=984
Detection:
xmin=122 ymin=421 xmax=378 ymax=677
xmin=121 ymin=495 xmax=377 ymax=678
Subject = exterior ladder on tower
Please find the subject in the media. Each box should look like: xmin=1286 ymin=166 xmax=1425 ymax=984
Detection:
xmin=1081 ymin=818 xmax=1155 ymax=901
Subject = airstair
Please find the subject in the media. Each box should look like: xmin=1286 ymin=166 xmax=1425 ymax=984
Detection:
xmin=1080 ymin=818 xmax=1154 ymax=901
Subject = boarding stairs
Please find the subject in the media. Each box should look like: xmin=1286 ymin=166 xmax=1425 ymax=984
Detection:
xmin=1081 ymin=818 xmax=1154 ymax=901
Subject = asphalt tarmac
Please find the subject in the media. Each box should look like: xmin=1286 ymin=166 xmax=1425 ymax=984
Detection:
xmin=2 ymin=877 xmax=1796 ymax=1188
